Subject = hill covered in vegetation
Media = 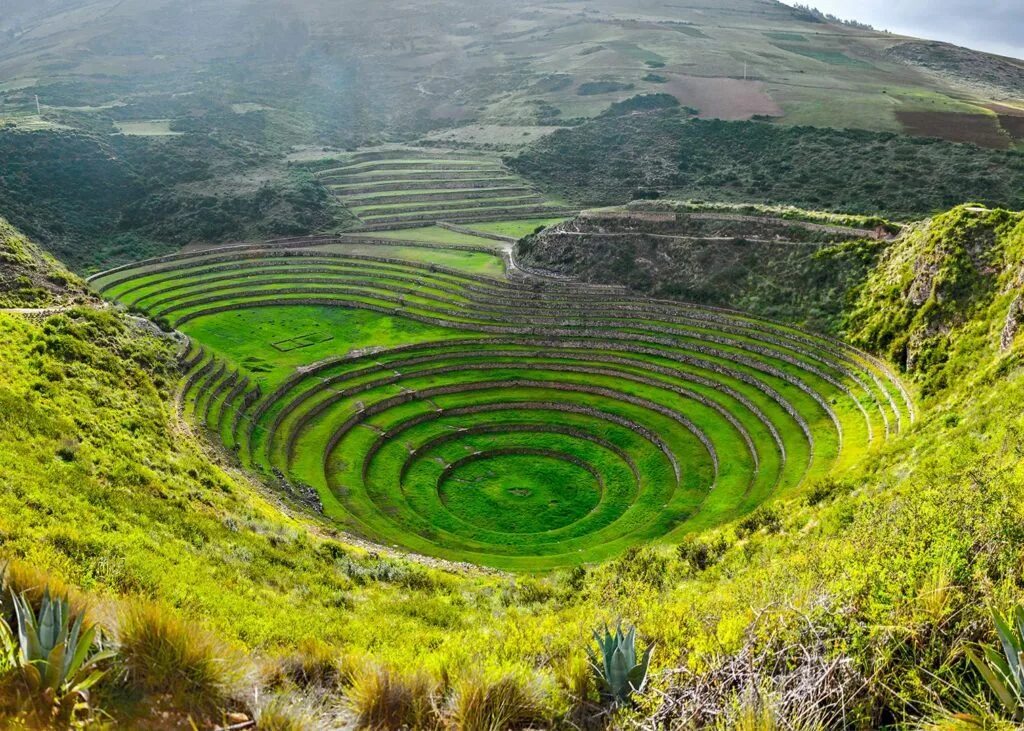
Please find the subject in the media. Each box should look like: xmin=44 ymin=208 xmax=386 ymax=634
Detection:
xmin=4 ymin=0 xmax=1024 ymax=271
xmin=1 ymin=209 xmax=1024 ymax=728
xmin=515 ymin=204 xmax=892 ymax=331
xmin=0 ymin=129 xmax=337 ymax=271
xmin=0 ymin=217 xmax=89 ymax=308
xmin=3 ymin=2 xmax=1024 ymax=729
xmin=509 ymin=111 xmax=1024 ymax=219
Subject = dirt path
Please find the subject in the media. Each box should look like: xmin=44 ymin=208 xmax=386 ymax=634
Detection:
xmin=0 ymin=305 xmax=78 ymax=315
xmin=550 ymin=231 xmax=831 ymax=246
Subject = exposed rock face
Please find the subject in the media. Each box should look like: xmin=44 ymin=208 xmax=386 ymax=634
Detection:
xmin=1002 ymin=295 xmax=1024 ymax=351
xmin=907 ymin=259 xmax=938 ymax=307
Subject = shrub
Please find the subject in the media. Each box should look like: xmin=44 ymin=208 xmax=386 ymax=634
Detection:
xmin=611 ymin=546 xmax=670 ymax=590
xmin=677 ymin=534 xmax=729 ymax=571
xmin=555 ymin=654 xmax=603 ymax=729
xmin=737 ymin=505 xmax=783 ymax=537
xmin=446 ymin=671 xmax=546 ymax=731
xmin=254 ymin=693 xmax=320 ymax=731
xmin=265 ymin=638 xmax=344 ymax=690
xmin=805 ymin=477 xmax=848 ymax=506
xmin=347 ymin=664 xmax=439 ymax=730
xmin=501 ymin=578 xmax=557 ymax=607
xmin=117 ymin=603 xmax=238 ymax=714
xmin=0 ymin=562 xmax=78 ymax=624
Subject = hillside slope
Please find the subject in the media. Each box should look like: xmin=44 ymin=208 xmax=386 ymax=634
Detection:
xmin=509 ymin=111 xmax=1024 ymax=218
xmin=846 ymin=205 xmax=1024 ymax=394
xmin=1 ymin=214 xmax=1024 ymax=727
xmin=516 ymin=204 xmax=890 ymax=330
xmin=0 ymin=216 xmax=89 ymax=308
xmin=0 ymin=128 xmax=337 ymax=271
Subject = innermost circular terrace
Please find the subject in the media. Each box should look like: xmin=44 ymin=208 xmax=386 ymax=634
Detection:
xmin=438 ymin=450 xmax=604 ymax=534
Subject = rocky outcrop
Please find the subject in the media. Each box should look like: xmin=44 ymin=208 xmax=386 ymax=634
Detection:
xmin=1002 ymin=294 xmax=1024 ymax=351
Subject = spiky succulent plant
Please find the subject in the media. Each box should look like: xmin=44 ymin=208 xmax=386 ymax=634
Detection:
xmin=7 ymin=588 xmax=113 ymax=718
xmin=587 ymin=622 xmax=654 ymax=706
xmin=968 ymin=604 xmax=1024 ymax=721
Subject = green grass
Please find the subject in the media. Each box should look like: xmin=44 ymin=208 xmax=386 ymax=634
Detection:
xmin=93 ymin=241 xmax=910 ymax=569
xmin=439 ymin=452 xmax=603 ymax=533
xmin=338 ymin=186 xmax=532 ymax=201
xmin=463 ymin=218 xmax=569 ymax=238
xmin=113 ymin=119 xmax=183 ymax=136
xmin=179 ymin=307 xmax=460 ymax=391
xmin=368 ymin=226 xmax=504 ymax=246
xmin=351 ymin=195 xmax=543 ymax=215
xmin=5 ymin=209 xmax=1024 ymax=728
xmin=773 ymin=44 xmax=871 ymax=67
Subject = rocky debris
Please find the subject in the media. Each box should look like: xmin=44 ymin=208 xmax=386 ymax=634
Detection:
xmin=1001 ymin=295 xmax=1024 ymax=351
xmin=272 ymin=467 xmax=324 ymax=514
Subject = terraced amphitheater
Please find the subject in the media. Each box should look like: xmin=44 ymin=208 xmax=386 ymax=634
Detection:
xmin=311 ymin=147 xmax=575 ymax=229
xmin=89 ymin=236 xmax=913 ymax=570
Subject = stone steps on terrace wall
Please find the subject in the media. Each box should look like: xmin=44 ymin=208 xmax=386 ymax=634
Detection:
xmin=342 ymin=187 xmax=537 ymax=207
xmin=330 ymin=177 xmax=524 ymax=195
xmin=320 ymin=169 xmax=511 ymax=184
xmin=354 ymin=196 xmax=547 ymax=218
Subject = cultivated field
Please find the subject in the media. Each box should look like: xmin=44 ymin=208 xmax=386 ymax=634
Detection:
xmin=90 ymin=233 xmax=913 ymax=570
xmin=309 ymin=147 xmax=577 ymax=229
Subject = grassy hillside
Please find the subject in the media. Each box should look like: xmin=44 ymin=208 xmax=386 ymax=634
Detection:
xmin=846 ymin=205 xmax=1024 ymax=395
xmin=1 ymin=214 xmax=1024 ymax=727
xmin=509 ymin=110 xmax=1024 ymax=218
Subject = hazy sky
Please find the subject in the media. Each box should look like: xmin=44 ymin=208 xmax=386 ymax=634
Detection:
xmin=788 ymin=1 xmax=1024 ymax=59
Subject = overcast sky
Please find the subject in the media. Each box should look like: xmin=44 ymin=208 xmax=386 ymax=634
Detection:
xmin=787 ymin=1 xmax=1024 ymax=59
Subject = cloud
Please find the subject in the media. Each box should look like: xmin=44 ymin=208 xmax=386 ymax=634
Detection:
xmin=793 ymin=0 xmax=1024 ymax=58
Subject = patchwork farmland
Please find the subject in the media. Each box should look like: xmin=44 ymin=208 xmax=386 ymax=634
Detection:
xmin=90 ymin=232 xmax=913 ymax=570
xmin=312 ymin=148 xmax=575 ymax=229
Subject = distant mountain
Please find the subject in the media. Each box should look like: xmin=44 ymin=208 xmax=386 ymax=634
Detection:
xmin=1 ymin=0 xmax=1023 ymax=148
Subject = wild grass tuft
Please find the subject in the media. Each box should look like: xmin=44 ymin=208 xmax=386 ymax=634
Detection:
xmin=254 ymin=692 xmax=321 ymax=731
xmin=446 ymin=671 xmax=546 ymax=731
xmin=264 ymin=638 xmax=348 ymax=691
xmin=348 ymin=663 xmax=439 ymax=730
xmin=0 ymin=561 xmax=81 ymax=624
xmin=117 ymin=603 xmax=240 ymax=714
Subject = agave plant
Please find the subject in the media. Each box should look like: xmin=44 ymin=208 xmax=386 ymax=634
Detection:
xmin=587 ymin=622 xmax=654 ymax=706
xmin=967 ymin=604 xmax=1024 ymax=721
xmin=8 ymin=588 xmax=114 ymax=718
